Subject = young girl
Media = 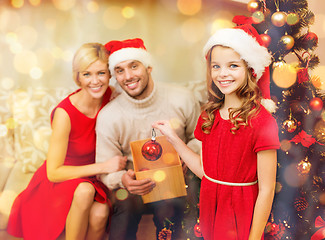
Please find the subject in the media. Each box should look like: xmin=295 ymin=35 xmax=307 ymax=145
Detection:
xmin=7 ymin=43 xmax=127 ymax=240
xmin=153 ymin=24 xmax=280 ymax=240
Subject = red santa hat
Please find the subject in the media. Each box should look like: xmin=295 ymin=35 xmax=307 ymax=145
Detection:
xmin=203 ymin=24 xmax=277 ymax=113
xmin=105 ymin=38 xmax=151 ymax=75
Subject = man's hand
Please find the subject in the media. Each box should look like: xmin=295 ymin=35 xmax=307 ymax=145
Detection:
xmin=121 ymin=169 xmax=156 ymax=195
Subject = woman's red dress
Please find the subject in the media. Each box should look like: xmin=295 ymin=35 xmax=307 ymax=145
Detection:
xmin=194 ymin=106 xmax=280 ymax=240
xmin=7 ymin=88 xmax=111 ymax=240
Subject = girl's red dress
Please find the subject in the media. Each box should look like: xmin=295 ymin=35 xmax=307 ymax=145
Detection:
xmin=194 ymin=106 xmax=280 ymax=240
xmin=7 ymin=88 xmax=112 ymax=240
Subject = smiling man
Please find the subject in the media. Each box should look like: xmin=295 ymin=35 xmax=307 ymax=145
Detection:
xmin=95 ymin=38 xmax=201 ymax=240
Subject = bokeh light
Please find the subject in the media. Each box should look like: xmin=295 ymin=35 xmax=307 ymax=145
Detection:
xmin=14 ymin=50 xmax=38 ymax=74
xmin=11 ymin=0 xmax=24 ymax=8
xmin=284 ymin=163 xmax=307 ymax=187
xmin=52 ymin=0 xmax=76 ymax=11
xmin=33 ymin=126 xmax=51 ymax=152
xmin=122 ymin=6 xmax=135 ymax=19
xmin=177 ymin=0 xmax=201 ymax=16
xmin=272 ymin=62 xmax=297 ymax=88
xmin=30 ymin=67 xmax=43 ymax=80
xmin=275 ymin=182 xmax=283 ymax=193
xmin=87 ymin=1 xmax=99 ymax=13
xmin=1 ymin=77 xmax=15 ymax=90
xmin=29 ymin=0 xmax=41 ymax=6
xmin=169 ymin=118 xmax=181 ymax=130
xmin=6 ymin=118 xmax=18 ymax=130
xmin=162 ymin=152 xmax=178 ymax=165
xmin=0 ymin=124 xmax=8 ymax=137
xmin=116 ymin=188 xmax=128 ymax=201
xmin=153 ymin=170 xmax=166 ymax=182
xmin=210 ymin=18 xmax=234 ymax=34
xmin=103 ymin=6 xmax=126 ymax=30
xmin=181 ymin=18 xmax=205 ymax=43
xmin=280 ymin=139 xmax=292 ymax=152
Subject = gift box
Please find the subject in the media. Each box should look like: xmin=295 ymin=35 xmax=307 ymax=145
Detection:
xmin=130 ymin=136 xmax=187 ymax=203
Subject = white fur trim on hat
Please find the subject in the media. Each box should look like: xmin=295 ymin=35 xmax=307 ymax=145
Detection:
xmin=203 ymin=28 xmax=272 ymax=81
xmin=109 ymin=48 xmax=151 ymax=75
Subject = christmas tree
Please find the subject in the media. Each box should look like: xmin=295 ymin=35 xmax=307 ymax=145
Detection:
xmin=243 ymin=0 xmax=324 ymax=239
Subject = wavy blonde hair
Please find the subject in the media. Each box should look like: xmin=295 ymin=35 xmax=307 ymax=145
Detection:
xmin=72 ymin=43 xmax=109 ymax=86
xmin=202 ymin=46 xmax=262 ymax=134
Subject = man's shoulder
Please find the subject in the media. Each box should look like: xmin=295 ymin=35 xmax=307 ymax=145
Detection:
xmin=97 ymin=95 xmax=124 ymax=122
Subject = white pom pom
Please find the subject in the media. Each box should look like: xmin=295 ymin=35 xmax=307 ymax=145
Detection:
xmin=261 ymin=98 xmax=277 ymax=113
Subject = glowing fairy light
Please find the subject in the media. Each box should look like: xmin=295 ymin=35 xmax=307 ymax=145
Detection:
xmin=30 ymin=67 xmax=43 ymax=80
xmin=177 ymin=0 xmax=201 ymax=16
xmin=122 ymin=6 xmax=135 ymax=19
xmin=116 ymin=188 xmax=128 ymax=201
xmin=153 ymin=170 xmax=166 ymax=182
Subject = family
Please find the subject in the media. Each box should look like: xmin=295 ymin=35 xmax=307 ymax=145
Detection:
xmin=7 ymin=22 xmax=280 ymax=240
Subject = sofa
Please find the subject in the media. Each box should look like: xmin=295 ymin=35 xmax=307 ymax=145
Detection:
xmin=0 ymin=81 xmax=207 ymax=239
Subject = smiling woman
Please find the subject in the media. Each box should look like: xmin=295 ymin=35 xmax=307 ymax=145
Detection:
xmin=6 ymin=43 xmax=127 ymax=240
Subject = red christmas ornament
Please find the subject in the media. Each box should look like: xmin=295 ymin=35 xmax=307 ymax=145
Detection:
xmin=141 ymin=129 xmax=163 ymax=161
xmin=309 ymin=97 xmax=323 ymax=111
xmin=304 ymin=32 xmax=319 ymax=44
xmin=260 ymin=34 xmax=271 ymax=47
xmin=194 ymin=221 xmax=202 ymax=238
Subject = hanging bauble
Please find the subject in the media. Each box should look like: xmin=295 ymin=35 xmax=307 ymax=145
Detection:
xmin=304 ymin=32 xmax=319 ymax=45
xmin=141 ymin=129 xmax=163 ymax=161
xmin=294 ymin=196 xmax=309 ymax=211
xmin=297 ymin=157 xmax=311 ymax=175
xmin=271 ymin=11 xmax=287 ymax=27
xmin=286 ymin=12 xmax=299 ymax=25
xmin=252 ymin=11 xmax=265 ymax=24
xmin=194 ymin=220 xmax=202 ymax=238
xmin=272 ymin=62 xmax=297 ymax=88
xmin=297 ymin=68 xmax=309 ymax=84
xmin=314 ymin=119 xmax=325 ymax=144
xmin=260 ymin=34 xmax=271 ymax=47
xmin=309 ymin=97 xmax=323 ymax=111
xmin=280 ymin=34 xmax=295 ymax=50
xmin=282 ymin=119 xmax=297 ymax=133
xmin=247 ymin=0 xmax=261 ymax=13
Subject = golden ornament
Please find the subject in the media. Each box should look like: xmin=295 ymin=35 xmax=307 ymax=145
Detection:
xmin=314 ymin=119 xmax=325 ymax=144
xmin=280 ymin=35 xmax=295 ymax=50
xmin=252 ymin=11 xmax=265 ymax=24
xmin=272 ymin=62 xmax=297 ymax=88
xmin=271 ymin=11 xmax=287 ymax=27
xmin=297 ymin=158 xmax=311 ymax=175
xmin=247 ymin=0 xmax=261 ymax=13
xmin=286 ymin=12 xmax=299 ymax=25
xmin=282 ymin=119 xmax=297 ymax=133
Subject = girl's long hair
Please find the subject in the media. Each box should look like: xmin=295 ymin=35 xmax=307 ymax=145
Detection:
xmin=201 ymin=46 xmax=262 ymax=134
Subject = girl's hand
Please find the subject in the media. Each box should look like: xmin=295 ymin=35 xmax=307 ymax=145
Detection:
xmin=152 ymin=120 xmax=178 ymax=143
xmin=103 ymin=156 xmax=127 ymax=173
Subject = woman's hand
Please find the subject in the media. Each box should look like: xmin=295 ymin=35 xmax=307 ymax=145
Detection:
xmin=102 ymin=156 xmax=127 ymax=173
